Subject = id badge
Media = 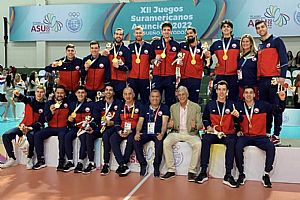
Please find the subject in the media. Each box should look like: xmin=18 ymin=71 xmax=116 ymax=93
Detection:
xmin=147 ymin=122 xmax=155 ymax=134
xmin=124 ymin=122 xmax=131 ymax=132
xmin=237 ymin=69 xmax=243 ymax=80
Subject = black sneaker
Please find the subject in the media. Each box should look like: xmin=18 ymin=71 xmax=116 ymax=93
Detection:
xmin=100 ymin=164 xmax=110 ymax=176
xmin=63 ymin=161 xmax=75 ymax=172
xmin=270 ymin=135 xmax=281 ymax=146
xmin=140 ymin=165 xmax=148 ymax=176
xmin=262 ymin=174 xmax=272 ymax=188
xmin=160 ymin=172 xmax=176 ymax=180
xmin=119 ymin=165 xmax=130 ymax=177
xmin=74 ymin=162 xmax=83 ymax=173
xmin=195 ymin=172 xmax=208 ymax=184
xmin=223 ymin=174 xmax=238 ymax=188
xmin=83 ymin=162 xmax=96 ymax=174
xmin=32 ymin=160 xmax=46 ymax=170
xmin=154 ymin=167 xmax=160 ymax=177
xmin=116 ymin=165 xmax=122 ymax=174
xmin=237 ymin=174 xmax=246 ymax=186
xmin=187 ymin=172 xmax=196 ymax=182
xmin=56 ymin=161 xmax=65 ymax=171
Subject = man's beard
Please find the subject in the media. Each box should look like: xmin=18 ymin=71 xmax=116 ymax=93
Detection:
xmin=187 ymin=37 xmax=196 ymax=44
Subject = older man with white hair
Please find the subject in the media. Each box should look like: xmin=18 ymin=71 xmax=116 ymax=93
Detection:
xmin=160 ymin=86 xmax=202 ymax=181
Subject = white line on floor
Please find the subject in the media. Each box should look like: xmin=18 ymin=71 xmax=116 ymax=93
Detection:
xmin=123 ymin=173 xmax=152 ymax=200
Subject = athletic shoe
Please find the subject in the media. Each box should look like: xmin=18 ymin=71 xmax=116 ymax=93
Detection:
xmin=26 ymin=158 xmax=34 ymax=170
xmin=63 ymin=161 xmax=75 ymax=172
xmin=262 ymin=174 xmax=272 ymax=188
xmin=74 ymin=162 xmax=84 ymax=173
xmin=223 ymin=174 xmax=238 ymax=188
xmin=237 ymin=174 xmax=246 ymax=186
xmin=140 ymin=165 xmax=148 ymax=176
xmin=33 ymin=160 xmax=46 ymax=170
xmin=56 ymin=161 xmax=65 ymax=171
xmin=100 ymin=164 xmax=110 ymax=175
xmin=160 ymin=172 xmax=176 ymax=180
xmin=0 ymin=157 xmax=17 ymax=169
xmin=119 ymin=165 xmax=130 ymax=177
xmin=83 ymin=162 xmax=96 ymax=174
xmin=195 ymin=172 xmax=208 ymax=184
xmin=187 ymin=172 xmax=196 ymax=182
xmin=270 ymin=135 xmax=281 ymax=146
xmin=116 ymin=165 xmax=122 ymax=174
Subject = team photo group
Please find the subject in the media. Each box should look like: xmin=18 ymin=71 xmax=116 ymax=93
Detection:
xmin=0 ymin=19 xmax=288 ymax=189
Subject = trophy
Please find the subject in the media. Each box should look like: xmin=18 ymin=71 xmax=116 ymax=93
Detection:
xmin=201 ymin=42 xmax=210 ymax=67
xmin=271 ymin=77 xmax=296 ymax=93
xmin=206 ymin=125 xmax=226 ymax=139
xmin=76 ymin=116 xmax=94 ymax=137
xmin=16 ymin=135 xmax=29 ymax=155
xmin=100 ymin=112 xmax=115 ymax=134
xmin=172 ymin=52 xmax=185 ymax=89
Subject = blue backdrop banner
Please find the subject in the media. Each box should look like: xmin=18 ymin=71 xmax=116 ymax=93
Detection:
xmin=9 ymin=0 xmax=300 ymax=41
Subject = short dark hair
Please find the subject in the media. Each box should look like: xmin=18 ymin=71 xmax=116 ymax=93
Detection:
xmin=105 ymin=83 xmax=115 ymax=92
xmin=65 ymin=44 xmax=75 ymax=50
xmin=55 ymin=85 xmax=66 ymax=92
xmin=161 ymin=21 xmax=172 ymax=30
xmin=89 ymin=40 xmax=100 ymax=47
xmin=186 ymin=26 xmax=197 ymax=34
xmin=216 ymin=80 xmax=229 ymax=90
xmin=243 ymin=85 xmax=255 ymax=92
xmin=255 ymin=19 xmax=267 ymax=28
xmin=220 ymin=19 xmax=233 ymax=29
xmin=150 ymin=89 xmax=161 ymax=95
xmin=76 ymin=85 xmax=87 ymax=92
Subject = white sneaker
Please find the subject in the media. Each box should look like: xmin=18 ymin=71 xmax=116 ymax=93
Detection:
xmin=0 ymin=157 xmax=17 ymax=168
xmin=26 ymin=158 xmax=34 ymax=170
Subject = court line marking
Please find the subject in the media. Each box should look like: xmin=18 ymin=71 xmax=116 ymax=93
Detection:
xmin=123 ymin=173 xmax=152 ymax=200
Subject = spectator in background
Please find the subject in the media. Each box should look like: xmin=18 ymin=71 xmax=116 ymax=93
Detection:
xmin=28 ymin=71 xmax=40 ymax=96
xmin=2 ymin=74 xmax=17 ymax=120
xmin=9 ymin=66 xmax=17 ymax=78
xmin=44 ymin=73 xmax=55 ymax=99
xmin=0 ymin=67 xmax=7 ymax=102
xmin=293 ymin=73 xmax=300 ymax=109
xmin=292 ymin=51 xmax=300 ymax=68
xmin=287 ymin=51 xmax=294 ymax=68
xmin=14 ymin=73 xmax=26 ymax=95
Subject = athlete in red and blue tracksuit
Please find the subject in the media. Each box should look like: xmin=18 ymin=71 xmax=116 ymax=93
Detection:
xmin=81 ymin=54 xmax=110 ymax=101
xmin=92 ymin=91 xmax=121 ymax=174
xmin=151 ymin=37 xmax=180 ymax=107
xmin=257 ymin=35 xmax=288 ymax=139
xmin=33 ymin=86 xmax=70 ymax=170
xmin=210 ymin=37 xmax=240 ymax=101
xmin=235 ymin=86 xmax=286 ymax=187
xmin=110 ymin=99 xmax=143 ymax=176
xmin=179 ymin=41 xmax=205 ymax=103
xmin=64 ymin=91 xmax=94 ymax=173
xmin=128 ymin=41 xmax=155 ymax=105
xmin=1 ymin=90 xmax=45 ymax=166
xmin=45 ymin=56 xmax=82 ymax=102
xmin=108 ymin=43 xmax=132 ymax=100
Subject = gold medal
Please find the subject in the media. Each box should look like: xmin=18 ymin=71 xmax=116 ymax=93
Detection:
xmin=112 ymin=57 xmax=118 ymax=63
xmin=86 ymin=59 xmax=92 ymax=65
xmin=71 ymin=112 xmax=77 ymax=118
xmin=54 ymin=102 xmax=60 ymax=109
xmin=222 ymin=54 xmax=228 ymax=60
xmin=57 ymin=60 xmax=63 ymax=66
xmin=135 ymin=58 xmax=141 ymax=64
xmin=249 ymin=123 xmax=252 ymax=128
xmin=191 ymin=59 xmax=196 ymax=65
xmin=161 ymin=51 xmax=166 ymax=59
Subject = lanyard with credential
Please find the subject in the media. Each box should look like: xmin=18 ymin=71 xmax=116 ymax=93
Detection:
xmin=103 ymin=102 xmax=113 ymax=118
xmin=124 ymin=103 xmax=135 ymax=120
xmin=148 ymin=105 xmax=160 ymax=122
xmin=244 ymin=103 xmax=254 ymax=128
xmin=216 ymin=101 xmax=226 ymax=127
